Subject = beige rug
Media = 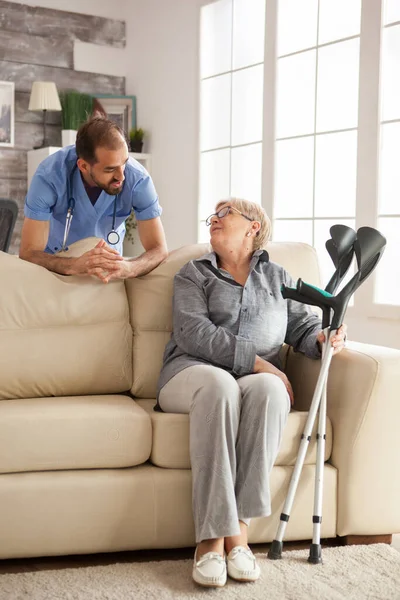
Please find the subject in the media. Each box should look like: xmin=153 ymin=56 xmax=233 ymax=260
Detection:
xmin=2 ymin=544 xmax=400 ymax=600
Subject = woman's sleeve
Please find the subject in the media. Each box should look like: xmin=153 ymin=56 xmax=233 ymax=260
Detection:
xmin=283 ymin=272 xmax=322 ymax=359
xmin=173 ymin=270 xmax=256 ymax=377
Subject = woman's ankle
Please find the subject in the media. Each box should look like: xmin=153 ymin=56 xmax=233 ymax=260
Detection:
xmin=196 ymin=538 xmax=224 ymax=559
xmin=224 ymin=521 xmax=249 ymax=554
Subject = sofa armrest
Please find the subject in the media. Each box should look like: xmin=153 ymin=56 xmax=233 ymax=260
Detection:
xmin=285 ymin=342 xmax=400 ymax=537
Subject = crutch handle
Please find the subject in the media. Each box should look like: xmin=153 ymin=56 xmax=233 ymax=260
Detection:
xmin=281 ymin=282 xmax=332 ymax=329
xmin=280 ymin=284 xmax=320 ymax=307
xmin=296 ymin=280 xmax=334 ymax=302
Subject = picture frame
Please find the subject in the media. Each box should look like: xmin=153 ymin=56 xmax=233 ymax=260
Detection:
xmin=93 ymin=94 xmax=137 ymax=139
xmin=0 ymin=81 xmax=15 ymax=147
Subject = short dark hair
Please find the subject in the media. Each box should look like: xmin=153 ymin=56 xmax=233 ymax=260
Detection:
xmin=75 ymin=115 xmax=128 ymax=164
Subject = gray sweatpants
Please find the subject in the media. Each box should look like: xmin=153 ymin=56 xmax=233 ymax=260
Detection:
xmin=158 ymin=364 xmax=290 ymax=543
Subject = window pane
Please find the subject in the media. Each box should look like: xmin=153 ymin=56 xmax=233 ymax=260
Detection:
xmin=318 ymin=0 xmax=361 ymax=45
xmin=200 ymin=0 xmax=232 ymax=78
xmin=200 ymin=74 xmax=231 ymax=151
xmin=232 ymin=65 xmax=264 ymax=145
xmin=277 ymin=0 xmax=318 ymax=57
xmin=274 ymin=137 xmax=314 ymax=218
xmin=384 ymin=0 xmax=400 ymax=25
xmin=273 ymin=219 xmax=313 ymax=244
xmin=276 ymin=50 xmax=316 ymax=138
xmin=375 ymin=218 xmax=400 ymax=305
xmin=379 ymin=123 xmax=400 ymax=215
xmin=316 ymin=39 xmax=360 ymax=132
xmin=233 ymin=0 xmax=266 ymax=69
xmin=199 ymin=149 xmax=231 ymax=221
xmin=198 ymin=220 xmax=211 ymax=244
xmin=231 ymin=143 xmax=262 ymax=204
xmin=381 ymin=25 xmax=400 ymax=122
xmin=314 ymin=219 xmax=356 ymax=294
xmin=314 ymin=131 xmax=357 ymax=217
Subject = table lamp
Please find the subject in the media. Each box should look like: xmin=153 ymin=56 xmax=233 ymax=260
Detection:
xmin=28 ymin=81 xmax=62 ymax=149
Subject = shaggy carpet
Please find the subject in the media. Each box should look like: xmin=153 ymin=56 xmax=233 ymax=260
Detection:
xmin=2 ymin=544 xmax=400 ymax=599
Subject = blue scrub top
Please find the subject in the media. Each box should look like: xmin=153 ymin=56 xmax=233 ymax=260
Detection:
xmin=24 ymin=145 xmax=162 ymax=255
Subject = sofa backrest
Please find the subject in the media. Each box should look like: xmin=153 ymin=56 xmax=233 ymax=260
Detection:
xmin=126 ymin=242 xmax=321 ymax=399
xmin=0 ymin=251 xmax=132 ymax=400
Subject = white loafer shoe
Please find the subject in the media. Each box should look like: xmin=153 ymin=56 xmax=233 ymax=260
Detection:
xmin=227 ymin=545 xmax=260 ymax=582
xmin=192 ymin=550 xmax=227 ymax=588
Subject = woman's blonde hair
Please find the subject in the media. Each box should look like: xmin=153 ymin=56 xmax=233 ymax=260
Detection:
xmin=215 ymin=198 xmax=271 ymax=250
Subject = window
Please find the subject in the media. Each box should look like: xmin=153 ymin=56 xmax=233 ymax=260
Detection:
xmin=198 ymin=0 xmax=266 ymax=242
xmin=199 ymin=0 xmax=399 ymax=317
xmin=375 ymin=2 xmax=400 ymax=307
xmin=273 ymin=0 xmax=361 ymax=287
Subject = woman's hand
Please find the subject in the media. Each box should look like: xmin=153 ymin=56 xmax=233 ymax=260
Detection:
xmin=317 ymin=324 xmax=347 ymax=355
xmin=253 ymin=355 xmax=294 ymax=405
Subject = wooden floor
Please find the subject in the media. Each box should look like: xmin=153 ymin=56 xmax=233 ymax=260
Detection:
xmin=0 ymin=534 xmax=399 ymax=575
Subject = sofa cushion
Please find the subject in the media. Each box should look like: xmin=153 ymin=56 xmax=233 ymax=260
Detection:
xmin=0 ymin=395 xmax=151 ymax=473
xmin=126 ymin=242 xmax=321 ymax=399
xmin=136 ymin=399 xmax=332 ymax=469
xmin=0 ymin=250 xmax=132 ymax=400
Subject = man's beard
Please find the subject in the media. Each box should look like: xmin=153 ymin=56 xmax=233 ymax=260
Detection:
xmin=89 ymin=169 xmax=124 ymax=195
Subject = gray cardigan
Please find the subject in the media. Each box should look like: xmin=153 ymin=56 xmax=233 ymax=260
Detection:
xmin=157 ymin=249 xmax=322 ymax=399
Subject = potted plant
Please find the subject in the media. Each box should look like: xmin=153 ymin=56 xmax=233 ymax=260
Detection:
xmin=129 ymin=127 xmax=145 ymax=153
xmin=60 ymin=90 xmax=93 ymax=147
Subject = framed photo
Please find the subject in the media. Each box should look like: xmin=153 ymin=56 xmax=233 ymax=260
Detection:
xmin=0 ymin=81 xmax=15 ymax=147
xmin=93 ymin=94 xmax=136 ymax=139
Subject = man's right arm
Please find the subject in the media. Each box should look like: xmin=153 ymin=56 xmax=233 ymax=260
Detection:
xmin=19 ymin=218 xmax=124 ymax=280
xmin=19 ymin=218 xmax=76 ymax=275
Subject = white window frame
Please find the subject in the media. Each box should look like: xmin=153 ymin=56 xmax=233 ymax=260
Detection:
xmin=261 ymin=0 xmax=400 ymax=321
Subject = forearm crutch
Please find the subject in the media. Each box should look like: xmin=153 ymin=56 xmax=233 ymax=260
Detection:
xmin=268 ymin=226 xmax=386 ymax=564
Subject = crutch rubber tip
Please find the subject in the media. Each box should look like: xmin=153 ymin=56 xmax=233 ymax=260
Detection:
xmin=268 ymin=540 xmax=283 ymax=560
xmin=308 ymin=543 xmax=322 ymax=564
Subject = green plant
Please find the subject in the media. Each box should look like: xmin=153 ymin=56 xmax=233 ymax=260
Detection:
xmin=124 ymin=210 xmax=137 ymax=244
xmin=129 ymin=127 xmax=145 ymax=143
xmin=60 ymin=90 xmax=93 ymax=130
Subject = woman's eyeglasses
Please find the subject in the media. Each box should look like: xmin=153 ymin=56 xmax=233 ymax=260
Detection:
xmin=205 ymin=206 xmax=254 ymax=227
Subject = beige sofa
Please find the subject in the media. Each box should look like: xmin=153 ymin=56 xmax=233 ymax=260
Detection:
xmin=0 ymin=240 xmax=399 ymax=560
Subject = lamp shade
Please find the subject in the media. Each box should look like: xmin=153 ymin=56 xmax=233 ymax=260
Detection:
xmin=28 ymin=81 xmax=62 ymax=111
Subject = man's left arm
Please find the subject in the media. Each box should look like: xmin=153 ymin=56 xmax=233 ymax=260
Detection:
xmin=105 ymin=217 xmax=168 ymax=282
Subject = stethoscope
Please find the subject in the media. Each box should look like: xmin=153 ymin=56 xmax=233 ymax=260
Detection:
xmin=61 ymin=164 xmax=120 ymax=251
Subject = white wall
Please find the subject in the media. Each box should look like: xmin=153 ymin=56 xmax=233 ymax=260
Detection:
xmin=123 ymin=0 xmax=204 ymax=250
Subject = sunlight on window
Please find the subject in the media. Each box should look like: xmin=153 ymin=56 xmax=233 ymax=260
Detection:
xmin=384 ymin=0 xmax=400 ymax=25
xmin=233 ymin=0 xmax=266 ymax=69
xmin=381 ymin=25 xmax=400 ymax=122
xmin=199 ymin=0 xmax=265 ymax=243
xmin=272 ymin=219 xmax=313 ymax=245
xmin=276 ymin=50 xmax=316 ymax=138
xmin=274 ymin=137 xmax=314 ymax=218
xmin=200 ymin=0 xmax=232 ymax=79
xmin=318 ymin=0 xmax=361 ymax=45
xmin=199 ymin=149 xmax=230 ymax=222
xmin=200 ymin=75 xmax=231 ymax=151
xmin=314 ymin=131 xmax=358 ymax=218
xmin=379 ymin=123 xmax=400 ymax=215
xmin=316 ymin=39 xmax=360 ymax=132
xmin=375 ymin=218 xmax=400 ymax=305
xmin=231 ymin=65 xmax=264 ymax=146
xmin=277 ymin=0 xmax=318 ymax=57
xmin=230 ymin=143 xmax=262 ymax=204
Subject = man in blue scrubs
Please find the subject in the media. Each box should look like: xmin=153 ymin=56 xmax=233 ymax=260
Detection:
xmin=20 ymin=116 xmax=168 ymax=283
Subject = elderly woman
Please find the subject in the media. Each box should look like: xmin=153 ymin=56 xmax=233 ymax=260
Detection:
xmin=157 ymin=199 xmax=346 ymax=588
